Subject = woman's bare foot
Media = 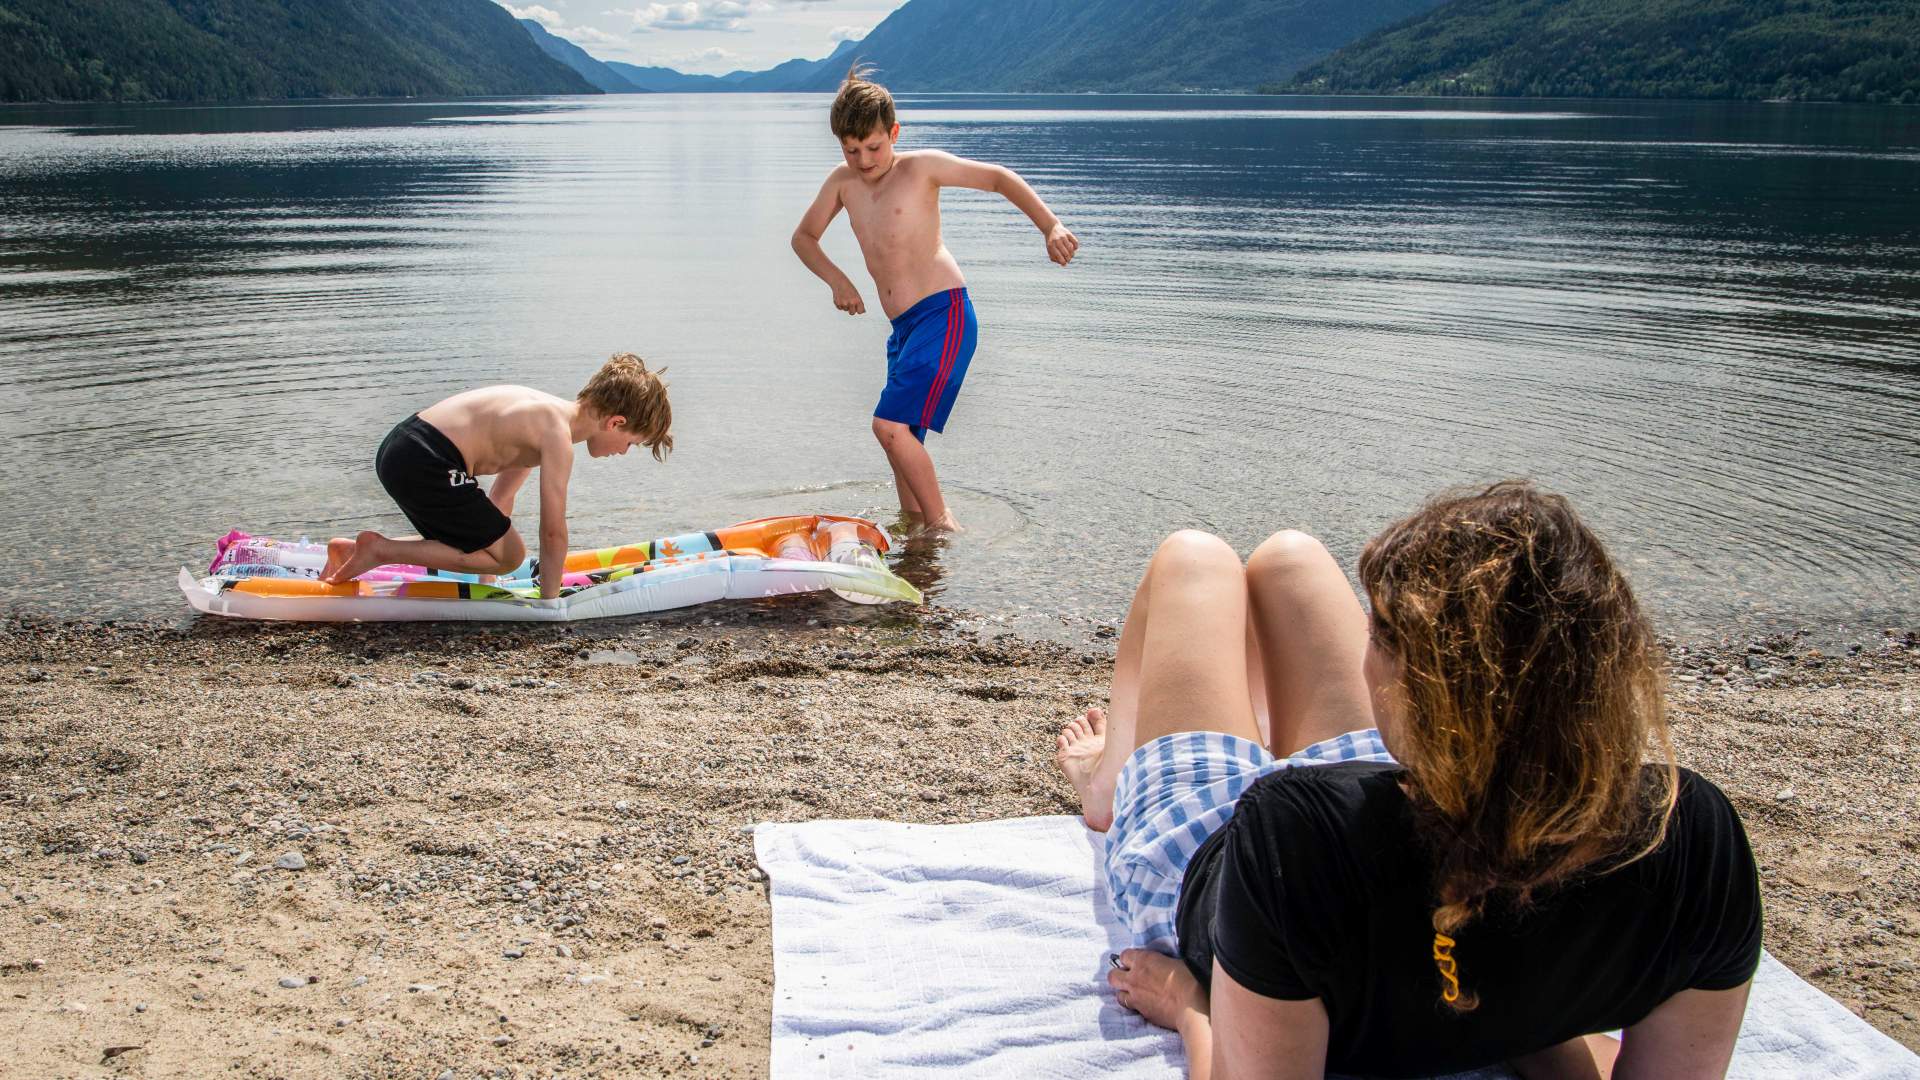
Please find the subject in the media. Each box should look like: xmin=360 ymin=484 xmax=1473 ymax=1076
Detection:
xmin=1054 ymin=707 xmax=1116 ymax=832
xmin=321 ymin=531 xmax=388 ymax=585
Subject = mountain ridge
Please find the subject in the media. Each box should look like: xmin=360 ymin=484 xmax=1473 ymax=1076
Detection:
xmin=520 ymin=18 xmax=644 ymax=93
xmin=1 ymin=0 xmax=595 ymax=103
xmin=1280 ymin=0 xmax=1920 ymax=103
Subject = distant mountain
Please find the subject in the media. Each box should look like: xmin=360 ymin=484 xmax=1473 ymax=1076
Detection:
xmin=519 ymin=19 xmax=643 ymax=93
xmin=602 ymin=63 xmax=741 ymax=93
xmin=753 ymin=0 xmax=1450 ymax=93
xmin=603 ymin=39 xmax=859 ymax=93
xmin=732 ymin=38 xmax=862 ymax=91
xmin=1 ymin=0 xmax=595 ymax=103
xmin=1283 ymin=0 xmax=1920 ymax=103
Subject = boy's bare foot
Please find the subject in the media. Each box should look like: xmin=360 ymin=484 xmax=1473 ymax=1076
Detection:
xmin=1054 ymin=707 xmax=1115 ymax=832
xmin=322 ymin=531 xmax=388 ymax=586
xmin=320 ymin=537 xmax=355 ymax=582
xmin=920 ymin=513 xmax=963 ymax=534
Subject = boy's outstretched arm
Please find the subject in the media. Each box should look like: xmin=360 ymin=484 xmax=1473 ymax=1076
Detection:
xmin=924 ymin=151 xmax=1079 ymax=266
xmin=791 ymin=172 xmax=866 ymax=315
xmin=536 ymin=437 xmax=573 ymax=600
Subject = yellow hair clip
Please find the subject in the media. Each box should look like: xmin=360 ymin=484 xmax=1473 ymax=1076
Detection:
xmin=1432 ymin=932 xmax=1463 ymax=1003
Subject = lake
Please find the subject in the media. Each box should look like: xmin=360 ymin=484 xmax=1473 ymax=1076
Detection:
xmin=0 ymin=94 xmax=1915 ymax=640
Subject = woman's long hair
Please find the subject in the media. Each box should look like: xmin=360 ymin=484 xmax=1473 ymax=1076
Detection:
xmin=1357 ymin=481 xmax=1676 ymax=1012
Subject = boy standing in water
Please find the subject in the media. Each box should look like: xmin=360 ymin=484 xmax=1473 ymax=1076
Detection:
xmin=320 ymin=353 xmax=672 ymax=599
xmin=791 ymin=67 xmax=1077 ymax=532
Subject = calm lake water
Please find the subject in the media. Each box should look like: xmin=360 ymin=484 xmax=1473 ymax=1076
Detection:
xmin=1 ymin=94 xmax=1916 ymax=640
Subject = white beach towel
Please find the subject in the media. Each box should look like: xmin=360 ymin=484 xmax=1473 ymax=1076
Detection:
xmin=756 ymin=815 xmax=1920 ymax=1080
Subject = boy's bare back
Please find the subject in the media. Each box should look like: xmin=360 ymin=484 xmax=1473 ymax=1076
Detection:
xmin=417 ymin=386 xmax=576 ymax=479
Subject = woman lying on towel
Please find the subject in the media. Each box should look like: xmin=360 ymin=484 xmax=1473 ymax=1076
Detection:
xmin=1054 ymin=481 xmax=1760 ymax=1080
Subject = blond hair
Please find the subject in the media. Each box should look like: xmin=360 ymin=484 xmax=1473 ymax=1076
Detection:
xmin=830 ymin=63 xmax=895 ymax=140
xmin=1357 ymin=481 xmax=1676 ymax=1012
xmin=577 ymin=353 xmax=672 ymax=461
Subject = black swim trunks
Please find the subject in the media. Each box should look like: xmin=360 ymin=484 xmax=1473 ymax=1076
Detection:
xmin=374 ymin=415 xmax=512 ymax=554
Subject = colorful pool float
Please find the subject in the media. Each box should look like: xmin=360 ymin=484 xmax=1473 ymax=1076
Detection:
xmin=179 ymin=514 xmax=921 ymax=622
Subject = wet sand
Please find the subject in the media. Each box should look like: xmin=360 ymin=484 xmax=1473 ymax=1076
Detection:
xmin=1 ymin=605 xmax=1914 ymax=1077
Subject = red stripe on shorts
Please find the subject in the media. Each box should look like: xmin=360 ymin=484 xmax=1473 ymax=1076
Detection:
xmin=920 ymin=288 xmax=962 ymax=429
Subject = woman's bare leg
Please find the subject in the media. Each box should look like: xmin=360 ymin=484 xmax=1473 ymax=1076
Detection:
xmin=1243 ymin=530 xmax=1374 ymax=757
xmin=1055 ymin=531 xmax=1261 ymax=830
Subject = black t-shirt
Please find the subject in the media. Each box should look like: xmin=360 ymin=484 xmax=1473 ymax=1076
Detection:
xmin=1175 ymin=763 xmax=1761 ymax=1079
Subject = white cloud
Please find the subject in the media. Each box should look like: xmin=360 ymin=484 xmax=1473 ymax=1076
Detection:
xmin=679 ymin=46 xmax=743 ymax=63
xmin=613 ymin=2 xmax=752 ymax=32
xmin=502 ymin=3 xmax=566 ymax=29
xmin=560 ymin=25 xmax=626 ymax=46
xmin=827 ymin=24 xmax=868 ymax=43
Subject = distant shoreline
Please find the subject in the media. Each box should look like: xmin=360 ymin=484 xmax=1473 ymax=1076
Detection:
xmin=5 ymin=90 xmax=1916 ymax=109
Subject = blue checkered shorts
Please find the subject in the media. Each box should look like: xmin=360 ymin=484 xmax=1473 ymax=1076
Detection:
xmin=1104 ymin=728 xmax=1395 ymax=953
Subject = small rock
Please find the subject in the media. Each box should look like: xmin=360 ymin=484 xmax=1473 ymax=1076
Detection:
xmin=492 ymin=1034 xmax=513 ymax=1046
xmin=1776 ymin=787 xmax=1797 ymax=802
xmin=555 ymin=944 xmax=573 ymax=959
xmin=583 ymin=649 xmax=641 ymax=666
xmin=502 ymin=948 xmax=523 ymax=959
xmin=406 ymin=983 xmax=438 ymax=993
xmin=670 ymin=855 xmax=690 ymax=866
xmin=129 ymin=849 xmax=149 ymax=865
xmin=278 ymin=976 xmax=310 ymax=989
xmin=134 ymin=1003 xmax=148 ymax=1013
xmin=349 ymin=975 xmax=368 ymax=988
xmin=919 ymin=789 xmax=946 ymax=802
xmin=649 ymin=918 xmax=669 ymax=930
xmin=274 ymin=851 xmax=307 ymax=871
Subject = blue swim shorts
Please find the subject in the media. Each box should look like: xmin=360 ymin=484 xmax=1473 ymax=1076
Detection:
xmin=875 ymin=287 xmax=977 ymax=443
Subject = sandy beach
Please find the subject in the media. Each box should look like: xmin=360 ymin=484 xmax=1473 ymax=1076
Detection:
xmin=1 ymin=603 xmax=1915 ymax=1078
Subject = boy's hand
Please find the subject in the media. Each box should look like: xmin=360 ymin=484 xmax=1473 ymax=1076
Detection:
xmin=833 ymin=281 xmax=867 ymax=315
xmin=1046 ymin=223 xmax=1079 ymax=266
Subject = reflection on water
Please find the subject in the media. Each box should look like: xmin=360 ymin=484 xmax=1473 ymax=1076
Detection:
xmin=0 ymin=95 xmax=1915 ymax=639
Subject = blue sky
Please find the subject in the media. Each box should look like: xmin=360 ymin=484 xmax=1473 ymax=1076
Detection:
xmin=500 ymin=0 xmax=911 ymax=73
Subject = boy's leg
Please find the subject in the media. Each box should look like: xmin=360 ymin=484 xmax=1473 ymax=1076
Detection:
xmin=1244 ymin=530 xmax=1375 ymax=757
xmin=872 ymin=418 xmax=957 ymax=531
xmin=885 ymin=446 xmax=924 ymax=520
xmin=1056 ymin=531 xmax=1261 ymax=830
xmin=324 ymin=528 xmax=525 ymax=584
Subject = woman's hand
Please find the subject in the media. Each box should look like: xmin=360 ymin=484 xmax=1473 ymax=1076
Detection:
xmin=1109 ymin=948 xmax=1208 ymax=1032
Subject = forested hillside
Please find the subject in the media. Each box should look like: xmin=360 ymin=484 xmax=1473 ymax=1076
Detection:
xmin=758 ymin=0 xmax=1450 ymax=92
xmin=0 ymin=0 xmax=595 ymax=102
xmin=1283 ymin=0 xmax=1920 ymax=103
